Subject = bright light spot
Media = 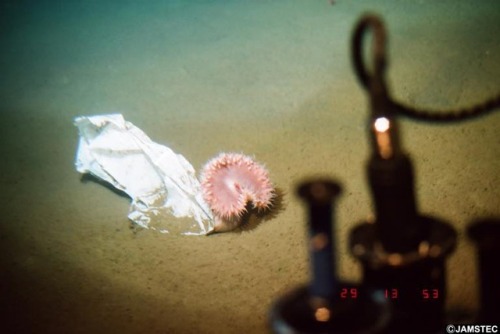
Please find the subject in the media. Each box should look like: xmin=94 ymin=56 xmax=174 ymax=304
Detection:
xmin=374 ymin=117 xmax=390 ymax=132
xmin=315 ymin=307 xmax=331 ymax=322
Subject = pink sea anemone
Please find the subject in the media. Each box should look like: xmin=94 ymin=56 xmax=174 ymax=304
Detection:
xmin=200 ymin=153 xmax=275 ymax=234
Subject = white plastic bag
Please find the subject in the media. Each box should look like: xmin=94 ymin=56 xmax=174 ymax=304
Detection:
xmin=74 ymin=114 xmax=214 ymax=235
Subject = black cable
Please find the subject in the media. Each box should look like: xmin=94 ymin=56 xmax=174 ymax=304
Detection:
xmin=351 ymin=14 xmax=500 ymax=123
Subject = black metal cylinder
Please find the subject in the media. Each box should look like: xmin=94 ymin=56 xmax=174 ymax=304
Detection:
xmin=298 ymin=180 xmax=341 ymax=299
xmin=467 ymin=218 xmax=500 ymax=323
xmin=349 ymin=216 xmax=456 ymax=333
xmin=269 ymin=179 xmax=391 ymax=334
xmin=368 ymin=154 xmax=428 ymax=253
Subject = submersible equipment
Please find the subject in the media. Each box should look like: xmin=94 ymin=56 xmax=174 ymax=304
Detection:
xmin=269 ymin=14 xmax=500 ymax=334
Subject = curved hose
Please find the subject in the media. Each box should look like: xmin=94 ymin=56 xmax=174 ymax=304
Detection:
xmin=351 ymin=14 xmax=500 ymax=122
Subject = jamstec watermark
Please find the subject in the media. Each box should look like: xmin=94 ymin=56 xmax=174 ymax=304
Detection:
xmin=446 ymin=325 xmax=498 ymax=333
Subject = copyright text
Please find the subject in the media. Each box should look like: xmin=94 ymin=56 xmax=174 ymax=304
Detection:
xmin=446 ymin=325 xmax=498 ymax=333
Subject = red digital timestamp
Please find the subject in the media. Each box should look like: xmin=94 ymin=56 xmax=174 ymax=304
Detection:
xmin=339 ymin=288 xmax=440 ymax=299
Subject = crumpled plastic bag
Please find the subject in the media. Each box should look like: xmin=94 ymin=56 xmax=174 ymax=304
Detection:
xmin=74 ymin=114 xmax=214 ymax=235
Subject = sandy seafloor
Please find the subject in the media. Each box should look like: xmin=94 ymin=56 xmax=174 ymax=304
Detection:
xmin=0 ymin=0 xmax=499 ymax=333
